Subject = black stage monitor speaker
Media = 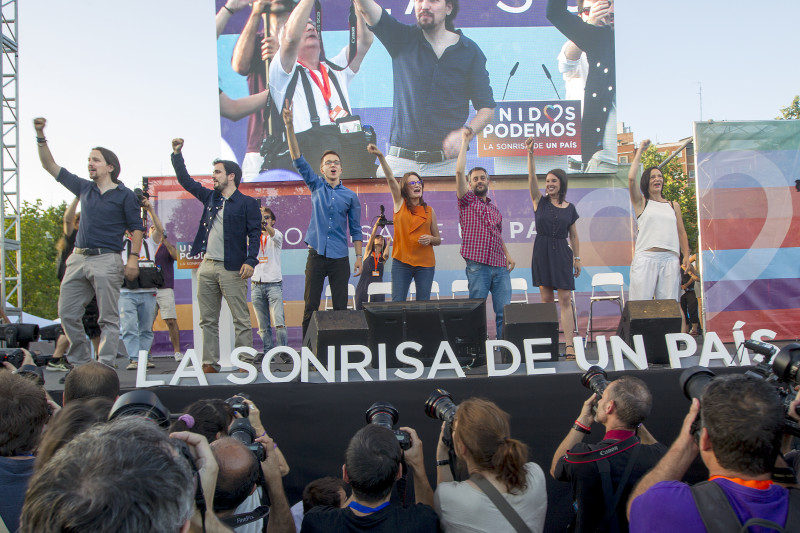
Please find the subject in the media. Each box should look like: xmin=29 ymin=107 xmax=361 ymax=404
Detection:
xmin=302 ymin=310 xmax=369 ymax=357
xmin=363 ymin=299 xmax=487 ymax=368
xmin=616 ymin=300 xmax=682 ymax=364
xmin=503 ymin=303 xmax=559 ymax=361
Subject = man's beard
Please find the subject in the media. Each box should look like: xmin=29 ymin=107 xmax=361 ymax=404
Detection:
xmin=474 ymin=186 xmax=488 ymax=197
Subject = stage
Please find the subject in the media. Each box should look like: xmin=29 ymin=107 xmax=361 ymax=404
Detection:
xmin=41 ymin=339 xmax=778 ymax=532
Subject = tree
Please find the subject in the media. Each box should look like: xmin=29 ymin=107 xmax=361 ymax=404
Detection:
xmin=640 ymin=146 xmax=698 ymax=254
xmin=15 ymin=200 xmax=67 ymax=319
xmin=777 ymin=96 xmax=800 ymax=120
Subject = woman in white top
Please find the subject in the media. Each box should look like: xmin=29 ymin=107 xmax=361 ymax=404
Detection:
xmin=628 ymin=139 xmax=691 ymax=302
xmin=434 ymin=398 xmax=547 ymax=533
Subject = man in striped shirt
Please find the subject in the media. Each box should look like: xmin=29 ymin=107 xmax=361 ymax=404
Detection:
xmin=454 ymin=130 xmax=515 ymax=339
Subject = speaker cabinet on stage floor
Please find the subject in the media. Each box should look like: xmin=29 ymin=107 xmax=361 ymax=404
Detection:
xmin=502 ymin=303 xmax=559 ymax=361
xmin=302 ymin=310 xmax=369 ymax=356
xmin=363 ymin=299 xmax=487 ymax=368
xmin=616 ymin=300 xmax=682 ymax=364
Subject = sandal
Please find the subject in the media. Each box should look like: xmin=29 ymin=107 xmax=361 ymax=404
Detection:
xmin=563 ymin=344 xmax=576 ymax=361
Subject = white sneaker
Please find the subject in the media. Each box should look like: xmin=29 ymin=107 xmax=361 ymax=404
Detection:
xmin=126 ymin=361 xmax=138 ymax=370
xmin=174 ymin=352 xmax=183 ymax=362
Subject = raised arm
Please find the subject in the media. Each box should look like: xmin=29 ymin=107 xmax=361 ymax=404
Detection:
xmin=161 ymin=237 xmax=179 ymax=261
xmin=33 ymin=118 xmax=61 ymax=178
xmin=455 ymin=129 xmax=471 ymax=199
xmin=628 ymin=139 xmax=649 ymax=215
xmin=368 ymin=144 xmax=402 ymax=210
xmin=364 ymin=220 xmax=380 ymax=257
xmin=215 ymin=0 xmax=249 ymax=38
xmin=219 ymin=91 xmax=269 ymax=122
xmin=63 ymin=197 xmax=79 ymax=236
xmin=281 ymin=101 xmax=300 ymax=161
xmin=279 ymin=0 xmax=315 ymax=74
xmin=550 ymin=393 xmax=596 ymax=477
xmin=526 ymin=137 xmax=542 ymax=210
xmin=141 ymin=198 xmax=164 ymax=245
xmin=231 ymin=0 xmax=270 ymax=74
xmin=351 ymin=0 xmax=383 ymax=27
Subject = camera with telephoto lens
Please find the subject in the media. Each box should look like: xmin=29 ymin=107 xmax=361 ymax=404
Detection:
xmin=229 ymin=418 xmax=267 ymax=462
xmin=425 ymin=388 xmax=458 ymax=424
xmin=581 ymin=366 xmax=610 ymax=399
xmin=225 ymin=393 xmax=251 ymax=419
xmin=108 ymin=390 xmax=172 ymax=429
xmin=377 ymin=205 xmax=393 ymax=228
xmin=365 ymin=402 xmax=411 ymax=450
xmin=0 ymin=348 xmax=25 ymax=368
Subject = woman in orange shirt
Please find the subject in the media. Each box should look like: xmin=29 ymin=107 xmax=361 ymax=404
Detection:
xmin=369 ymin=144 xmax=441 ymax=301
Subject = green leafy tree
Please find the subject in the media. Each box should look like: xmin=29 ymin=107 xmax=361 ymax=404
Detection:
xmin=16 ymin=200 xmax=67 ymax=319
xmin=777 ymin=96 xmax=800 ymax=120
xmin=640 ymin=146 xmax=698 ymax=254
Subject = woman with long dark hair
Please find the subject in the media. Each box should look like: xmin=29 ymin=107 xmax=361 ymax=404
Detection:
xmin=627 ymin=139 xmax=690 ymax=302
xmin=527 ymin=137 xmax=581 ymax=359
xmin=434 ymin=398 xmax=547 ymax=532
xmin=368 ymin=144 xmax=441 ymax=301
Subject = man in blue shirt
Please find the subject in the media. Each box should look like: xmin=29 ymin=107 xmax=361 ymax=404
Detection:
xmin=33 ymin=117 xmax=143 ymax=368
xmin=353 ymin=0 xmax=495 ymax=177
xmin=282 ymin=102 xmax=363 ymax=339
xmin=171 ymin=139 xmax=261 ymax=373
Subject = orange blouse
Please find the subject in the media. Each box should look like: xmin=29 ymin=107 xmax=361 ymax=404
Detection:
xmin=392 ymin=202 xmax=435 ymax=267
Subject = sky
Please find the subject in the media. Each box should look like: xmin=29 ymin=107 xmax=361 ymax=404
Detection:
xmin=17 ymin=0 xmax=800 ymax=207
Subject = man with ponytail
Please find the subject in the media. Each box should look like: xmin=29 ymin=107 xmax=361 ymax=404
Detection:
xmin=434 ymin=398 xmax=547 ymax=532
xmin=551 ymin=375 xmax=665 ymax=533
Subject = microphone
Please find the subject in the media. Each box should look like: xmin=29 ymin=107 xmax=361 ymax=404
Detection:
xmin=501 ymin=62 xmax=520 ymax=100
xmin=541 ymin=64 xmax=561 ymax=100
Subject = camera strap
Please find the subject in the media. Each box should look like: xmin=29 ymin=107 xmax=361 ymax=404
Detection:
xmin=219 ymin=505 xmax=270 ymax=529
xmin=469 ymin=472 xmax=532 ymax=533
xmin=285 ymin=65 xmax=351 ymax=129
xmin=314 ymin=0 xmax=357 ymax=72
xmin=563 ymin=435 xmax=639 ymax=464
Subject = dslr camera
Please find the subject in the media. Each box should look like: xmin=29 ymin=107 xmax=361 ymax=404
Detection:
xmin=365 ymin=401 xmax=411 ymax=450
xmin=377 ymin=205 xmax=393 ymax=228
xmin=225 ymin=393 xmax=251 ymax=418
xmin=229 ymin=418 xmax=267 ymax=462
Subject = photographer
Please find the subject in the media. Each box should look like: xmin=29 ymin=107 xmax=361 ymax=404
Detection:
xmin=628 ymin=375 xmax=799 ymax=532
xmin=551 ymin=375 xmax=665 ymax=533
xmin=354 ymin=219 xmax=391 ymax=310
xmin=0 ymin=371 xmax=50 ymax=533
xmin=370 ymin=144 xmax=440 ymax=302
xmin=211 ymin=435 xmax=294 ymax=533
xmin=121 ymin=196 xmax=163 ymax=370
xmin=300 ymin=424 xmax=438 ymax=532
xmin=434 ymin=398 xmax=547 ymax=532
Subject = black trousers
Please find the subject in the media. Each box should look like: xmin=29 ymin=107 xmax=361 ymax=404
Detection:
xmin=302 ymin=249 xmax=351 ymax=338
xmin=680 ymin=290 xmax=699 ymax=325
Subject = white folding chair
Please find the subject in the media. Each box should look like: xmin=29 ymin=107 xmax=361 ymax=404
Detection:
xmin=324 ymin=285 xmax=332 ymax=310
xmin=367 ymin=282 xmax=392 ymax=302
xmin=510 ymin=277 xmax=529 ymax=303
xmin=451 ymin=279 xmax=469 ymax=298
xmin=585 ymin=272 xmax=625 ymax=347
xmin=430 ymin=280 xmax=440 ymax=300
xmin=408 ymin=281 xmax=416 ymax=301
xmin=324 ymin=284 xmax=356 ymax=310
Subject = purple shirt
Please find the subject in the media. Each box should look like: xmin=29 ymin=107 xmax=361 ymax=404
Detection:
xmin=154 ymin=241 xmax=175 ymax=289
xmin=629 ymin=478 xmax=789 ymax=533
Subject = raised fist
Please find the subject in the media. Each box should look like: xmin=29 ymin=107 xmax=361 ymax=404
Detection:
xmin=172 ymin=138 xmax=184 ymax=154
xmin=33 ymin=117 xmax=47 ymax=132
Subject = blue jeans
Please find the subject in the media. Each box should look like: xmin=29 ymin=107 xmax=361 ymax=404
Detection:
xmin=119 ymin=290 xmax=157 ymax=362
xmin=465 ymin=260 xmax=511 ymax=338
xmin=251 ymin=281 xmax=287 ymax=351
xmin=391 ymin=260 xmax=435 ymax=302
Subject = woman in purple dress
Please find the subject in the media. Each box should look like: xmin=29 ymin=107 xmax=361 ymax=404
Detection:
xmin=527 ymin=137 xmax=581 ymax=358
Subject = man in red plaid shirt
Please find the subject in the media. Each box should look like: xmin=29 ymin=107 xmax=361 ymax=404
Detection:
xmin=454 ymin=130 xmax=516 ymax=339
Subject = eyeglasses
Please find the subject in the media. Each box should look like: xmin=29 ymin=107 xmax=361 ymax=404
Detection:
xmin=407 ymin=180 xmax=423 ymax=186
xmin=322 ymin=160 xmax=341 ymax=166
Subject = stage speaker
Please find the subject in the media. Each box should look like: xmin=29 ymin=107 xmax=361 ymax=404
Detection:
xmin=302 ymin=310 xmax=369 ymax=357
xmin=616 ymin=300 xmax=682 ymax=364
xmin=363 ymin=299 xmax=487 ymax=368
xmin=503 ymin=303 xmax=559 ymax=361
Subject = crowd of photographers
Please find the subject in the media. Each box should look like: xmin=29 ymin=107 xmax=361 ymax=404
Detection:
xmin=3 ymin=343 xmax=800 ymax=532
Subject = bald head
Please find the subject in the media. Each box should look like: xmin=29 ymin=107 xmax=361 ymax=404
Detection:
xmin=63 ymin=362 xmax=120 ymax=403
xmin=210 ymin=437 xmax=259 ymax=512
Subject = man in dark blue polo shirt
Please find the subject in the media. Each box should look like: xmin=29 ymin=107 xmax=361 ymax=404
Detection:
xmin=353 ymin=0 xmax=496 ymax=178
xmin=171 ymin=138 xmax=261 ymax=373
xmin=33 ymin=117 xmax=143 ymax=368
xmin=281 ymin=103 xmax=363 ymax=339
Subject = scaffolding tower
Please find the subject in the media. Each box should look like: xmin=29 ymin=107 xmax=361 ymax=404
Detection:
xmin=1 ymin=0 xmax=20 ymax=320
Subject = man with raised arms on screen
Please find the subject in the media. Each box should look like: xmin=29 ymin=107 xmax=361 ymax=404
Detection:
xmin=352 ymin=0 xmax=495 ymax=177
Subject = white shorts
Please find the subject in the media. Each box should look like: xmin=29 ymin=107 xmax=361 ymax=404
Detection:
xmin=155 ymin=288 xmax=177 ymax=320
xmin=628 ymin=251 xmax=680 ymax=302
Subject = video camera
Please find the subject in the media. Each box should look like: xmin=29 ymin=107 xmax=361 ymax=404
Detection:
xmin=377 ymin=205 xmax=393 ymax=228
xmin=680 ymin=342 xmax=800 ymax=437
xmin=365 ymin=401 xmax=411 ymax=450
xmin=229 ymin=418 xmax=268 ymax=462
